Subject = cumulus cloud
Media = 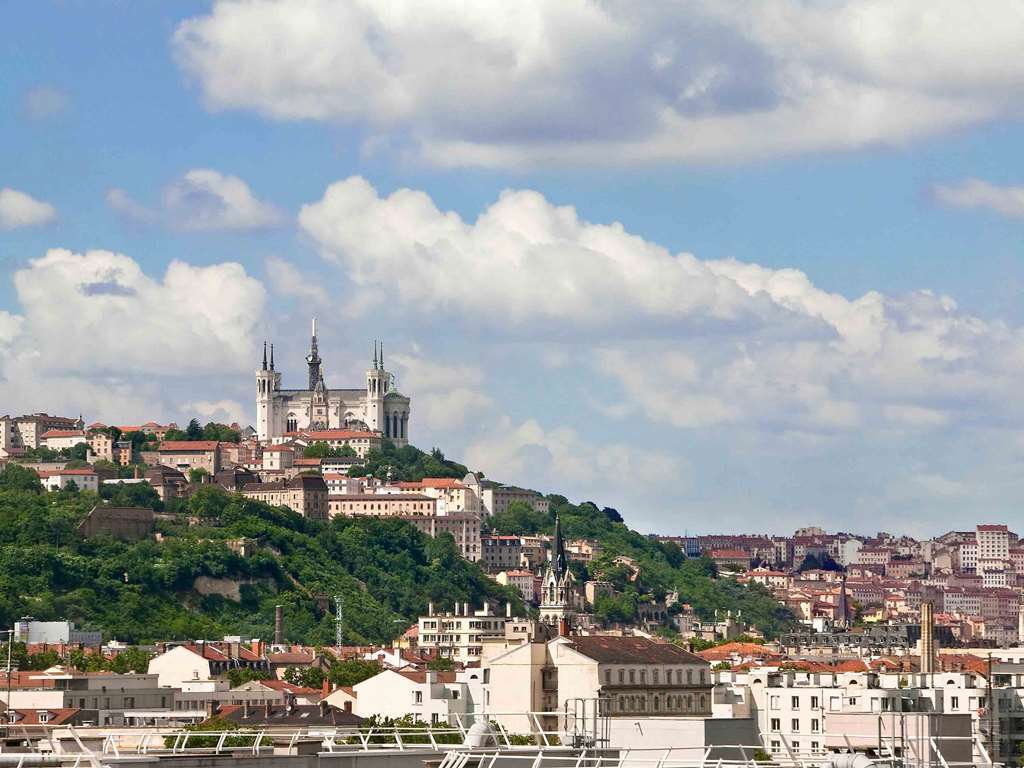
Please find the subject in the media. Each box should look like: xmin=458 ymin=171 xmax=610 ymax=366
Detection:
xmin=9 ymin=248 xmax=266 ymax=374
xmin=390 ymin=353 xmax=494 ymax=431
xmin=465 ymin=416 xmax=682 ymax=492
xmin=0 ymin=249 xmax=266 ymax=422
xmin=300 ymin=176 xmax=1024 ymax=436
xmin=108 ymin=169 xmax=283 ymax=231
xmin=264 ymin=256 xmax=328 ymax=305
xmin=174 ymin=0 xmax=1020 ymax=166
xmin=933 ymin=179 xmax=1024 ymax=219
xmin=0 ymin=188 xmax=56 ymax=230
xmin=182 ymin=399 xmax=249 ymax=425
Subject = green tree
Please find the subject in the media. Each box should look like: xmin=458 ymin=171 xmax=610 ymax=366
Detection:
xmin=327 ymin=658 xmax=382 ymax=687
xmin=0 ymin=464 xmax=43 ymax=492
xmin=226 ymin=667 xmax=272 ymax=687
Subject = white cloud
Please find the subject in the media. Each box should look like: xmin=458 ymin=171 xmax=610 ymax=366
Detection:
xmin=108 ymin=169 xmax=283 ymax=231
xmin=301 ymin=177 xmax=1024 ymax=436
xmin=465 ymin=416 xmax=682 ymax=491
xmin=10 ymin=248 xmax=266 ymax=374
xmin=0 ymin=249 xmax=266 ymax=423
xmin=182 ymin=399 xmax=249 ymax=425
xmin=0 ymin=188 xmax=56 ymax=230
xmin=174 ymin=0 xmax=1023 ymax=166
xmin=264 ymin=256 xmax=328 ymax=305
xmin=933 ymin=178 xmax=1024 ymax=219
xmin=21 ymin=86 xmax=70 ymax=120
xmin=390 ymin=353 xmax=493 ymax=431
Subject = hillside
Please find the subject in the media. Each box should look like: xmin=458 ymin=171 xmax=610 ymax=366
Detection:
xmin=0 ymin=463 xmax=520 ymax=645
xmin=0 ymin=442 xmax=795 ymax=643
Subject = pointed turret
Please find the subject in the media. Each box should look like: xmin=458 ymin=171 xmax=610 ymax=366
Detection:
xmin=379 ymin=342 xmax=384 ymax=371
xmin=552 ymin=514 xmax=568 ymax=580
xmin=262 ymin=341 xmax=268 ymax=371
xmin=270 ymin=343 xmax=275 ymax=372
xmin=373 ymin=341 xmax=378 ymax=369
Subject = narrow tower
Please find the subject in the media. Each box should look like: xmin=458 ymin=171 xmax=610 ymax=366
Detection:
xmin=366 ymin=341 xmax=387 ymax=434
xmin=540 ymin=515 xmax=575 ymax=633
xmin=256 ymin=340 xmax=280 ymax=441
xmin=306 ymin=317 xmax=322 ymax=390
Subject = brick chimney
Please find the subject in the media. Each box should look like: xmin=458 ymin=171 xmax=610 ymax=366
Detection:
xmin=322 ymin=679 xmax=330 ymax=698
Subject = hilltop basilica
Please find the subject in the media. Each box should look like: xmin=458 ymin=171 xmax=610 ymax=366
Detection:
xmin=256 ymin=319 xmax=411 ymax=445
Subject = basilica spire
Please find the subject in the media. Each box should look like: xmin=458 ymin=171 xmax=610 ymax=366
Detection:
xmin=306 ymin=317 xmax=322 ymax=390
xmin=373 ymin=341 xmax=378 ymax=369
xmin=270 ymin=343 xmax=275 ymax=371
xmin=379 ymin=342 xmax=384 ymax=371
xmin=262 ymin=341 xmax=267 ymax=371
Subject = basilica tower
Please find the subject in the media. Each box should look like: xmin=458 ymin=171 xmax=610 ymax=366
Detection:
xmin=256 ymin=341 xmax=281 ymax=441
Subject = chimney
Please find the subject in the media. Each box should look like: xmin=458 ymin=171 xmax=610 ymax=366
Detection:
xmin=274 ymin=605 xmax=283 ymax=645
xmin=559 ymin=618 xmax=569 ymax=637
xmin=322 ymin=679 xmax=330 ymax=698
xmin=251 ymin=639 xmax=260 ymax=656
xmin=243 ymin=700 xmax=250 ymax=718
xmin=921 ymin=601 xmax=935 ymax=675
xmin=506 ymin=601 xmax=512 ymax=618
xmin=264 ymin=701 xmax=271 ymax=718
xmin=428 ymin=601 xmax=434 ymax=616
xmin=205 ymin=700 xmax=216 ymax=719
xmin=344 ymin=701 xmax=352 ymax=713
xmin=319 ymin=700 xmax=329 ymax=717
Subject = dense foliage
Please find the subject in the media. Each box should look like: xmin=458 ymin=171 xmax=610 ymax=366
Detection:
xmin=162 ymin=419 xmax=241 ymax=444
xmin=488 ymin=498 xmax=796 ymax=638
xmin=0 ymin=464 xmax=520 ymax=644
xmin=347 ymin=443 xmax=469 ymax=481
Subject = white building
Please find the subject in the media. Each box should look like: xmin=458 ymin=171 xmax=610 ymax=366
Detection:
xmin=256 ymin=321 xmax=410 ymax=445
xmin=14 ymin=618 xmax=101 ymax=645
xmin=418 ymin=602 xmax=518 ymax=665
xmin=481 ymin=486 xmax=549 ymax=517
xmin=352 ymin=669 xmax=471 ymax=725
xmin=36 ymin=468 xmax=99 ymax=493
xmin=40 ymin=429 xmax=88 ymax=451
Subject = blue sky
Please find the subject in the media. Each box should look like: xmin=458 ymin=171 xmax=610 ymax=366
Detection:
xmin=4 ymin=0 xmax=1024 ymax=535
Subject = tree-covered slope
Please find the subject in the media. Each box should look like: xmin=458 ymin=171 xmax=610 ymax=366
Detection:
xmin=0 ymin=464 xmax=520 ymax=644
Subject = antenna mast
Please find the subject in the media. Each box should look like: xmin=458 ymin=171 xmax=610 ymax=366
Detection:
xmin=335 ymin=594 xmax=344 ymax=651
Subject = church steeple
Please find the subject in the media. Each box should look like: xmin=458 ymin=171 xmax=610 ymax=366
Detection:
xmin=552 ymin=514 xmax=568 ymax=580
xmin=306 ymin=317 xmax=322 ymax=390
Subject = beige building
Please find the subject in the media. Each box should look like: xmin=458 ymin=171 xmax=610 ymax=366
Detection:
xmin=482 ymin=485 xmax=550 ymax=516
xmin=242 ymin=475 xmax=328 ymax=519
xmin=404 ymin=512 xmax=481 ymax=561
xmin=157 ymin=441 xmax=222 ymax=475
xmin=396 ymin=475 xmax=483 ymax=516
xmin=496 ymin=569 xmax=536 ymax=602
xmin=486 ymin=635 xmax=713 ymax=737
xmin=293 ymin=429 xmax=382 ymax=458
xmin=328 ymin=493 xmax=436 ymax=517
xmin=261 ymin=445 xmax=295 ymax=471
xmin=0 ymin=413 xmax=83 ymax=455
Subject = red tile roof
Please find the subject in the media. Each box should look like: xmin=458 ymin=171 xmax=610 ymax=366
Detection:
xmin=41 ymin=429 xmax=86 ymax=439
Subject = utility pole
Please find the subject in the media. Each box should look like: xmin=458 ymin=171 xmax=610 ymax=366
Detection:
xmin=334 ymin=595 xmax=344 ymax=652
xmin=988 ymin=653 xmax=995 ymax=764
xmin=5 ymin=627 xmax=13 ymax=739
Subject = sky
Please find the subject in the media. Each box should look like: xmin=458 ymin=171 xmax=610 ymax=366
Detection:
xmin=4 ymin=1 xmax=1024 ymax=536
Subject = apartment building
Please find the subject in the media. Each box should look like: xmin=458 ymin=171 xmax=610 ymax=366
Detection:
xmin=241 ymin=475 xmax=328 ymax=519
xmin=481 ymin=485 xmax=549 ymax=516
xmin=292 ymin=429 xmax=381 ymax=458
xmin=417 ymin=603 xmax=517 ymax=664
xmin=327 ymin=493 xmax=436 ymax=518
xmin=481 ymin=535 xmax=523 ymax=572
xmin=157 ymin=441 xmax=222 ymax=475
xmin=39 ymin=429 xmax=88 ymax=451
xmin=36 ymin=467 xmax=99 ymax=492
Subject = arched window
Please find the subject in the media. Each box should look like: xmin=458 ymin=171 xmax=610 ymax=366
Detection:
xmin=392 ymin=412 xmax=399 ymax=438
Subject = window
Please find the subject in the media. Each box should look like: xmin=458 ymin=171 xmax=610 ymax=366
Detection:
xmin=770 ymin=696 xmax=780 ymax=710
xmin=605 ymin=669 xmax=612 ymax=684
xmin=686 ymin=669 xmax=693 ymax=684
xmin=770 ymin=718 xmax=781 ymax=732
xmin=629 ymin=670 xmax=636 ymax=683
xmin=791 ymin=718 xmax=800 ymax=732
xmin=653 ymin=670 xmax=659 ymax=684
xmin=810 ymin=696 xmax=819 ymax=709
xmin=951 ymin=696 xmax=959 ymax=709
xmin=413 ymin=691 xmax=423 ymax=705
xmin=829 ymin=696 xmax=840 ymax=710
xmin=791 ymin=741 xmax=800 ymax=752
xmin=38 ymin=713 xmax=49 ymax=724
xmin=811 ymin=719 xmax=819 ymax=733
xmin=770 ymin=740 xmax=780 ymax=754
xmin=791 ymin=696 xmax=800 ymax=709
xmin=811 ymin=741 xmax=819 ymax=753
